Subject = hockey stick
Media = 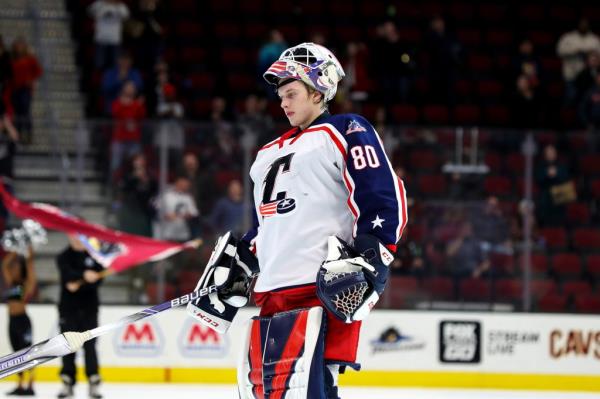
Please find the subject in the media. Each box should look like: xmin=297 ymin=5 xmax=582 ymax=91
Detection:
xmin=0 ymin=284 xmax=217 ymax=380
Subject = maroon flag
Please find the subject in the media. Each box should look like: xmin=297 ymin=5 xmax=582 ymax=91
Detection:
xmin=0 ymin=183 xmax=199 ymax=272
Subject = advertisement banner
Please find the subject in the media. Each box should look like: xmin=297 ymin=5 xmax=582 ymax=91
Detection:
xmin=1 ymin=305 xmax=599 ymax=383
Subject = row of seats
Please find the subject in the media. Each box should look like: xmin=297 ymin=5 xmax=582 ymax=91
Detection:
xmin=404 ymin=148 xmax=600 ymax=174
xmin=73 ymin=1 xmax=597 ymax=26
xmin=412 ymin=173 xmax=599 ymax=200
xmin=387 ymin=276 xmax=600 ymax=313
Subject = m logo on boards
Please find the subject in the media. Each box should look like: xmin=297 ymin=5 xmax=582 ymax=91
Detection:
xmin=179 ymin=319 xmax=228 ymax=358
xmin=114 ymin=320 xmax=164 ymax=357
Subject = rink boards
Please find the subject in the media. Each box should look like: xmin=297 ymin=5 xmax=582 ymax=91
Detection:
xmin=0 ymin=305 xmax=599 ymax=391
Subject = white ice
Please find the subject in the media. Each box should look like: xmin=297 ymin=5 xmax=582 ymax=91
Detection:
xmin=2 ymin=382 xmax=599 ymax=399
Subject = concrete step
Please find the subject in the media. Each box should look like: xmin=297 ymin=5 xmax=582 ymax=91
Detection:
xmin=42 ymin=50 xmax=76 ymax=67
xmin=14 ymin=181 xmax=105 ymax=203
xmin=15 ymin=167 xmax=101 ymax=180
xmin=38 ymin=10 xmax=68 ymax=19
xmin=0 ymin=20 xmax=34 ymax=38
xmin=39 ymin=19 xmax=70 ymax=34
xmin=44 ymin=91 xmax=81 ymax=101
xmin=32 ymin=103 xmax=83 ymax=119
xmin=44 ymin=63 xmax=76 ymax=73
xmin=33 ymin=118 xmax=80 ymax=130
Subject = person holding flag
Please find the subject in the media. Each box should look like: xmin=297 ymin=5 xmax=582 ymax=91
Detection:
xmin=56 ymin=234 xmax=104 ymax=399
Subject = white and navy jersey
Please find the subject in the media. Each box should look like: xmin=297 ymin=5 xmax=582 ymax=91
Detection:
xmin=243 ymin=113 xmax=407 ymax=293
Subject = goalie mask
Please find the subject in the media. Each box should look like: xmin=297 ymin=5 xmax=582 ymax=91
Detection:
xmin=263 ymin=42 xmax=345 ymax=103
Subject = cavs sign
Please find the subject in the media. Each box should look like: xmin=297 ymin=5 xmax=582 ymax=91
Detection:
xmin=550 ymin=329 xmax=600 ymax=360
xmin=114 ymin=320 xmax=164 ymax=357
xmin=178 ymin=319 xmax=228 ymax=358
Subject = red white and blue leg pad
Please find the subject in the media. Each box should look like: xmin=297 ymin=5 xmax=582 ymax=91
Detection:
xmin=237 ymin=307 xmax=334 ymax=398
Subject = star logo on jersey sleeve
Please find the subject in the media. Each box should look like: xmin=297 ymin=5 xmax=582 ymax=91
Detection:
xmin=371 ymin=215 xmax=385 ymax=229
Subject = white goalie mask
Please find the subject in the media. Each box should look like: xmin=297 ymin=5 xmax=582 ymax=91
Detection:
xmin=263 ymin=42 xmax=346 ymax=103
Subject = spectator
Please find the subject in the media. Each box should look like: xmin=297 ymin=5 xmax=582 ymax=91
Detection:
xmin=0 ymin=35 xmax=12 ymax=117
xmin=257 ymin=30 xmax=287 ymax=95
xmin=56 ymin=235 xmax=104 ymax=399
xmin=579 ymin=73 xmax=600 ymax=137
xmin=2 ymin=248 xmax=36 ymax=396
xmin=473 ymin=196 xmax=512 ymax=256
xmin=10 ymin=37 xmax=41 ymax=144
xmin=391 ymin=238 xmax=426 ymax=278
xmin=116 ymin=153 xmax=157 ymax=237
xmin=425 ymin=15 xmax=463 ymax=105
xmin=101 ymin=52 xmax=143 ymax=115
xmin=512 ymin=74 xmax=543 ymax=128
xmin=236 ymin=93 xmax=274 ymax=145
xmin=110 ymin=81 xmax=146 ymax=177
xmin=145 ymin=59 xmax=169 ymax=117
xmin=208 ymin=179 xmax=244 ymax=236
xmin=446 ymin=221 xmax=490 ymax=280
xmin=556 ymin=18 xmax=600 ymax=105
xmin=512 ymin=39 xmax=542 ymax=85
xmin=156 ymin=175 xmax=199 ymax=241
xmin=154 ymin=82 xmax=184 ymax=166
xmin=510 ymin=200 xmax=545 ymax=252
xmin=535 ymin=144 xmax=571 ymax=227
xmin=374 ymin=106 xmax=400 ymax=157
xmin=340 ymin=42 xmax=371 ymax=103
xmin=178 ymin=152 xmax=211 ymax=214
xmin=0 ymin=114 xmax=19 ymax=221
xmin=447 ymin=172 xmax=482 ymax=200
xmin=371 ymin=20 xmax=416 ymax=103
xmin=88 ymin=0 xmax=130 ymax=70
xmin=309 ymin=31 xmax=327 ymax=46
xmin=575 ymin=51 xmax=600 ymax=104
xmin=127 ymin=0 xmax=163 ymax=77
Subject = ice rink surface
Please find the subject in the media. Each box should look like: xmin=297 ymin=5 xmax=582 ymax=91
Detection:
xmin=1 ymin=383 xmax=599 ymax=399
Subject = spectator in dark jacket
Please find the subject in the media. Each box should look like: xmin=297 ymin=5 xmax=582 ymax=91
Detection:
xmin=535 ymin=144 xmax=570 ymax=227
xmin=372 ymin=21 xmax=416 ymax=103
xmin=425 ymin=15 xmax=463 ymax=105
xmin=0 ymin=35 xmax=12 ymax=117
xmin=117 ymin=153 xmax=157 ymax=237
xmin=574 ymin=51 xmax=600 ymax=102
xmin=0 ymin=114 xmax=19 ymax=220
xmin=579 ymin=73 xmax=600 ymax=131
xmin=208 ymin=179 xmax=244 ymax=236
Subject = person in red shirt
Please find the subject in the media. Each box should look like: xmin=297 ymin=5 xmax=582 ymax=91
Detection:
xmin=110 ymin=80 xmax=146 ymax=179
xmin=10 ymin=37 xmax=41 ymax=144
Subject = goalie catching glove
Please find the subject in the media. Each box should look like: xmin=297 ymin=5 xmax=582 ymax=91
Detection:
xmin=186 ymin=232 xmax=259 ymax=333
xmin=316 ymin=234 xmax=394 ymax=323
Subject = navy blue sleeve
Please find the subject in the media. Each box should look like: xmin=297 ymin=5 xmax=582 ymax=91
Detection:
xmin=241 ymin=205 xmax=259 ymax=247
xmin=339 ymin=114 xmax=407 ymax=247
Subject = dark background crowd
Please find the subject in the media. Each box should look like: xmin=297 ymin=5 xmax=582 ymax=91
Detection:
xmin=1 ymin=0 xmax=600 ymax=313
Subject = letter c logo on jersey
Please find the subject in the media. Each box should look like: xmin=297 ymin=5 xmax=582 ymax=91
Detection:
xmin=260 ymin=153 xmax=297 ymax=218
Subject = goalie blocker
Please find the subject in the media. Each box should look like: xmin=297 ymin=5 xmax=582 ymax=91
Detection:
xmin=186 ymin=232 xmax=259 ymax=333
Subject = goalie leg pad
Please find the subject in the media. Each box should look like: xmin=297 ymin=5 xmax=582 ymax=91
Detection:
xmin=238 ymin=307 xmax=328 ymax=399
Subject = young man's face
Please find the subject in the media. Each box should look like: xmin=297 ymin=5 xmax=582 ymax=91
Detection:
xmin=277 ymin=80 xmax=322 ymax=129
